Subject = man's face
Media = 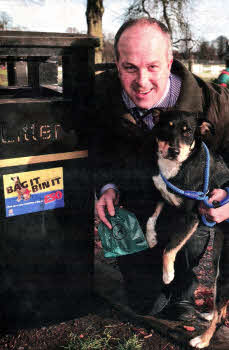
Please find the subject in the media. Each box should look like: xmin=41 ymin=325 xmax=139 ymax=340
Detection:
xmin=116 ymin=24 xmax=173 ymax=109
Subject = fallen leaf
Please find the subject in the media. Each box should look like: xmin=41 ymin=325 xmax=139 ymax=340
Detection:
xmin=139 ymin=331 xmax=148 ymax=336
xmin=183 ymin=326 xmax=195 ymax=332
xmin=79 ymin=334 xmax=84 ymax=338
xmin=144 ymin=334 xmax=152 ymax=339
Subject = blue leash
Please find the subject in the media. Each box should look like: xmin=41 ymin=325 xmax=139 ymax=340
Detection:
xmin=160 ymin=142 xmax=229 ymax=227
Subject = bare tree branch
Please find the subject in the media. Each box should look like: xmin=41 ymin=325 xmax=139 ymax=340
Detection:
xmin=124 ymin=0 xmax=194 ymax=53
xmin=142 ymin=0 xmax=151 ymax=17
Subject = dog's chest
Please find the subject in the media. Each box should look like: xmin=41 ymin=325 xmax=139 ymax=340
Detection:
xmin=153 ymin=158 xmax=183 ymax=207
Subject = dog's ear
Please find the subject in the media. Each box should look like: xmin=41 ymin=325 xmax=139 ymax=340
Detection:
xmin=198 ymin=119 xmax=215 ymax=136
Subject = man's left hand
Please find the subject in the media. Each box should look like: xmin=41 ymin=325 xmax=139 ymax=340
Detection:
xmin=199 ymin=189 xmax=229 ymax=223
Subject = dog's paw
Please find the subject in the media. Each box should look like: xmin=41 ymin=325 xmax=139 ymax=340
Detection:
xmin=163 ymin=268 xmax=174 ymax=285
xmin=146 ymin=217 xmax=158 ymax=248
xmin=147 ymin=236 xmax=158 ymax=248
xmin=189 ymin=335 xmax=210 ymax=349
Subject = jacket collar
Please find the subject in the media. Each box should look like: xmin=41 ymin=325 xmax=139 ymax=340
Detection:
xmin=171 ymin=60 xmax=204 ymax=113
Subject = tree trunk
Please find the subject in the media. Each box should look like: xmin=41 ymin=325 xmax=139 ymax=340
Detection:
xmin=86 ymin=0 xmax=104 ymax=64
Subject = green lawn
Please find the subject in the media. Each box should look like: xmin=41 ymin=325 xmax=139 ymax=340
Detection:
xmin=0 ymin=67 xmax=7 ymax=86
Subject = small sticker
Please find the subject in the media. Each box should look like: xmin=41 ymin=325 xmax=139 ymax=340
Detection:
xmin=3 ymin=167 xmax=64 ymax=217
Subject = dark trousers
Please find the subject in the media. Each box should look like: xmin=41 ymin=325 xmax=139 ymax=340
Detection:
xmin=117 ymin=224 xmax=211 ymax=314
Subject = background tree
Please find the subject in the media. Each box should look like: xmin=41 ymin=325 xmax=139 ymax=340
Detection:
xmin=86 ymin=0 xmax=104 ymax=64
xmin=65 ymin=27 xmax=79 ymax=33
xmin=196 ymin=40 xmax=216 ymax=60
xmin=215 ymin=35 xmax=228 ymax=60
xmin=124 ymin=0 xmax=195 ymax=51
xmin=103 ymin=33 xmax=115 ymax=63
xmin=0 ymin=11 xmax=13 ymax=31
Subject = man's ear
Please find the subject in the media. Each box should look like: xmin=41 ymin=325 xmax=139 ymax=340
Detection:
xmin=198 ymin=119 xmax=215 ymax=136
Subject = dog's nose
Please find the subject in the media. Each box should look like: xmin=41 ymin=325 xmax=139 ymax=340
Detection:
xmin=168 ymin=147 xmax=180 ymax=158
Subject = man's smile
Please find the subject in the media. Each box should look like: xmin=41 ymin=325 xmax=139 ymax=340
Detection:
xmin=134 ymin=87 xmax=154 ymax=97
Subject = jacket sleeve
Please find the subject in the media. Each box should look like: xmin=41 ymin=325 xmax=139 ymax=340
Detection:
xmin=205 ymin=83 xmax=229 ymax=167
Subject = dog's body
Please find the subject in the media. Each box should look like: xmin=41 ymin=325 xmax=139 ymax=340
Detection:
xmin=146 ymin=111 xmax=229 ymax=348
xmin=11 ymin=176 xmax=31 ymax=201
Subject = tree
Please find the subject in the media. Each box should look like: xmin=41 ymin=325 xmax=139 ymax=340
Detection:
xmin=66 ymin=27 xmax=79 ymax=33
xmin=103 ymin=33 xmax=115 ymax=63
xmin=86 ymin=0 xmax=104 ymax=64
xmin=124 ymin=0 xmax=194 ymax=50
xmin=215 ymin=35 xmax=228 ymax=60
xmin=0 ymin=11 xmax=13 ymax=30
xmin=194 ymin=39 xmax=217 ymax=61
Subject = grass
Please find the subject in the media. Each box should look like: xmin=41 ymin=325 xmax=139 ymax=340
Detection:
xmin=117 ymin=334 xmax=143 ymax=350
xmin=0 ymin=66 xmax=7 ymax=86
xmin=63 ymin=328 xmax=143 ymax=350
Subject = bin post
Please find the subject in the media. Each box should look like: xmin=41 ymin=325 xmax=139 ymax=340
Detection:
xmin=7 ymin=56 xmax=17 ymax=86
xmin=28 ymin=57 xmax=40 ymax=88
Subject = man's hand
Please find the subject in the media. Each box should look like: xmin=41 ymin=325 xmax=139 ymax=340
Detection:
xmin=199 ymin=189 xmax=229 ymax=223
xmin=96 ymin=189 xmax=119 ymax=229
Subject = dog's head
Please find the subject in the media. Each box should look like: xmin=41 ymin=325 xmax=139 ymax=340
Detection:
xmin=153 ymin=110 xmax=214 ymax=162
xmin=11 ymin=176 xmax=20 ymax=183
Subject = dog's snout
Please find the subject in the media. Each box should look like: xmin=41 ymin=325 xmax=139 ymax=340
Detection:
xmin=168 ymin=147 xmax=180 ymax=158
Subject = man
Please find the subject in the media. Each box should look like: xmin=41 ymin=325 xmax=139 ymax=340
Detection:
xmin=91 ymin=17 xmax=229 ymax=320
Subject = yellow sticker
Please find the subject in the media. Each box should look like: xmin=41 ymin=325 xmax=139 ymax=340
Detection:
xmin=3 ymin=167 xmax=64 ymax=217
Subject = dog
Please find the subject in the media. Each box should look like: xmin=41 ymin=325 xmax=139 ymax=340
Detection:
xmin=146 ymin=110 xmax=229 ymax=348
xmin=11 ymin=176 xmax=31 ymax=201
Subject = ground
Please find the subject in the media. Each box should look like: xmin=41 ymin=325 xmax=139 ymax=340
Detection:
xmin=1 ymin=226 xmax=228 ymax=350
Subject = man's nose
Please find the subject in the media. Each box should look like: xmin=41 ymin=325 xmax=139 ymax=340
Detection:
xmin=136 ymin=69 xmax=150 ymax=87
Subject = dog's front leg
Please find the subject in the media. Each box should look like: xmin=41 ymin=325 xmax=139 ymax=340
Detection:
xmin=146 ymin=201 xmax=164 ymax=248
xmin=163 ymin=217 xmax=199 ymax=284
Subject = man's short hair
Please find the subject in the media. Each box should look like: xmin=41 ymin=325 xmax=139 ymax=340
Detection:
xmin=114 ymin=17 xmax=173 ymax=61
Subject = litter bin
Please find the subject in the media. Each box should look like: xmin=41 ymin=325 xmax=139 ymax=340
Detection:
xmin=0 ymin=31 xmax=98 ymax=327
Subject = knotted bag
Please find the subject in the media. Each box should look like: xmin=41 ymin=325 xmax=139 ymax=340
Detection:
xmin=98 ymin=207 xmax=149 ymax=258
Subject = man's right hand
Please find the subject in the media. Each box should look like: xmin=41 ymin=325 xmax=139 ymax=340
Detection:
xmin=96 ymin=189 xmax=119 ymax=229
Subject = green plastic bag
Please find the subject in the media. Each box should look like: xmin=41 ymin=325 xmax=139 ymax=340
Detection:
xmin=98 ymin=207 xmax=149 ymax=258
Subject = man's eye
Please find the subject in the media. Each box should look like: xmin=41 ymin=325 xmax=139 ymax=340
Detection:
xmin=124 ymin=66 xmax=136 ymax=72
xmin=149 ymin=65 xmax=159 ymax=71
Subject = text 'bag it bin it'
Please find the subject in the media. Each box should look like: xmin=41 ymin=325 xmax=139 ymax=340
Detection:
xmin=98 ymin=207 xmax=149 ymax=258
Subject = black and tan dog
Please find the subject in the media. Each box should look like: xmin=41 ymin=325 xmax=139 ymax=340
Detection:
xmin=146 ymin=110 xmax=229 ymax=348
